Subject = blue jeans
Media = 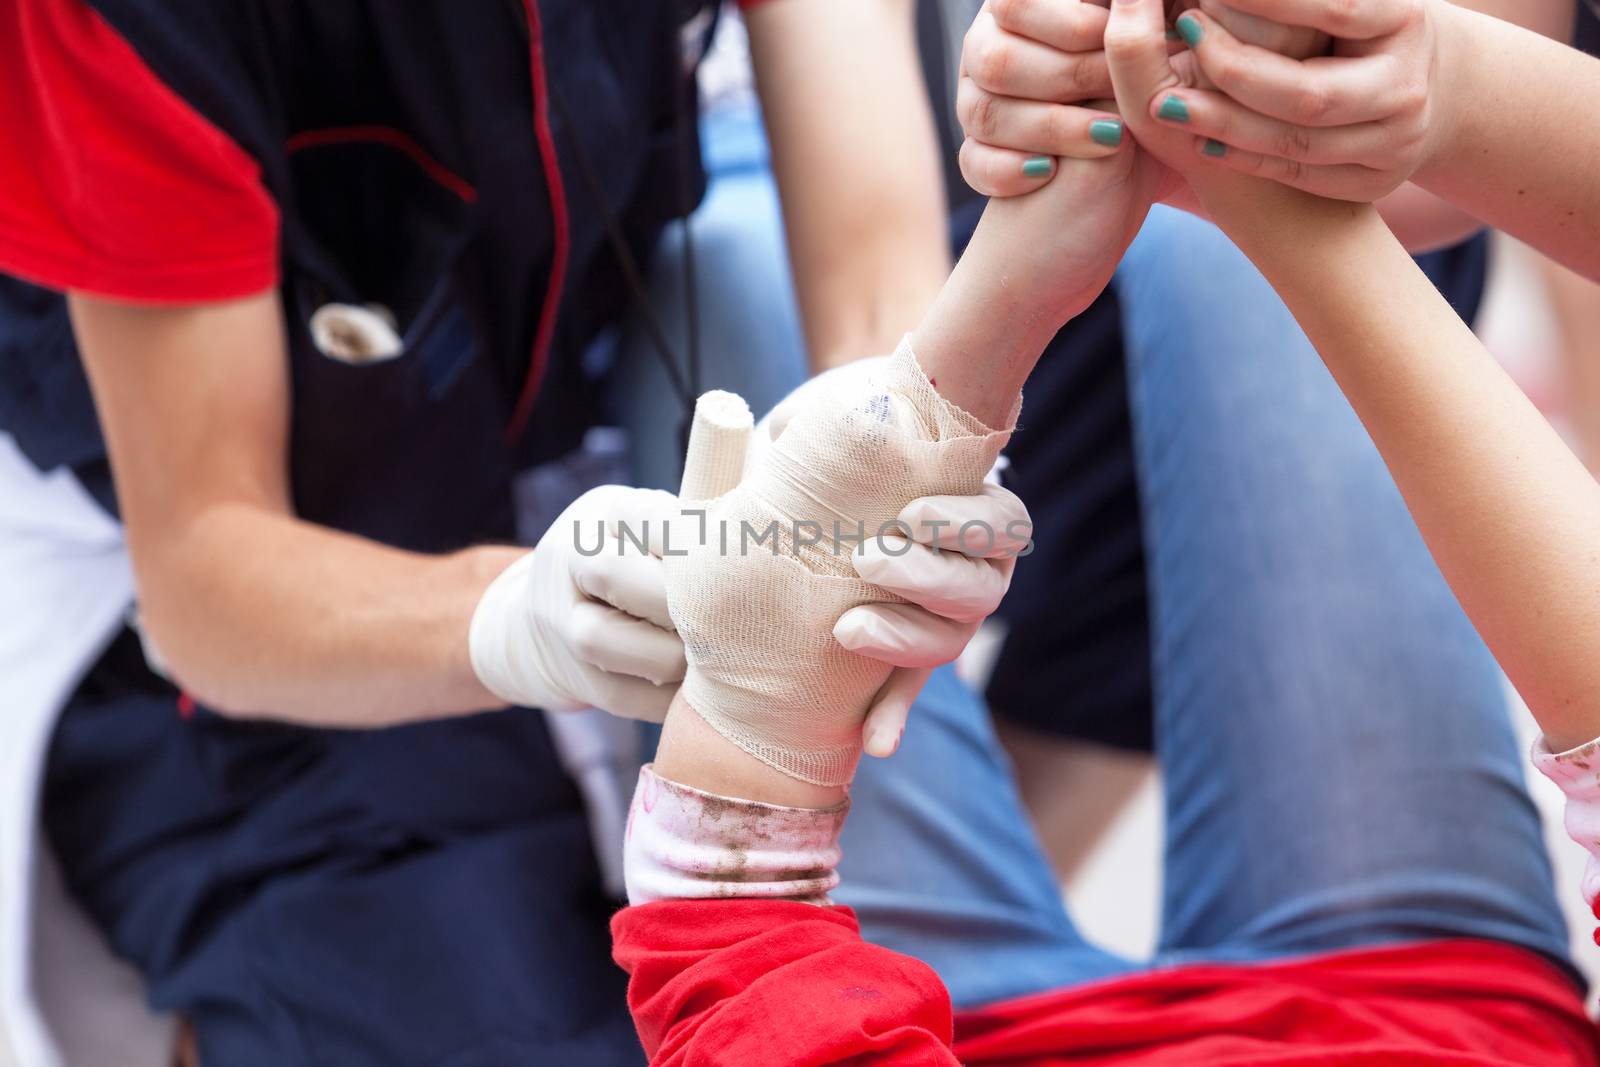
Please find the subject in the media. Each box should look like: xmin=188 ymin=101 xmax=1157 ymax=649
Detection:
xmin=613 ymin=114 xmax=1574 ymax=1007
xmin=840 ymin=207 xmax=1572 ymax=1006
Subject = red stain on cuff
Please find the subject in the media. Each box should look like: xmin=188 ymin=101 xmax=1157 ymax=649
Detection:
xmin=176 ymin=691 xmax=196 ymax=721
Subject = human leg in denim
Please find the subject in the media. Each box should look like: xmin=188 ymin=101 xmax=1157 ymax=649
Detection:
xmin=1117 ymin=207 xmax=1573 ymax=974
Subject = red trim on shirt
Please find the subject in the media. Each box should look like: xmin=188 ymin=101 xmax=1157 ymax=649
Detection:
xmin=506 ymin=0 xmax=572 ymax=443
xmin=613 ymin=899 xmax=1600 ymax=1066
xmin=285 ymin=127 xmax=478 ymax=204
xmin=0 ymin=0 xmax=278 ymax=303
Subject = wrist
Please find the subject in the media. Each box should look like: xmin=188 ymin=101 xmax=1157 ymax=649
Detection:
xmin=654 ymin=691 xmax=850 ymax=809
xmin=457 ymin=545 xmax=527 ymax=711
xmin=1413 ymin=0 xmax=1467 ymax=190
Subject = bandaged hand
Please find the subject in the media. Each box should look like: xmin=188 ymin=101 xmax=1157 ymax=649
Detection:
xmin=750 ymin=357 xmax=1032 ymax=758
xmin=469 ymin=485 xmax=684 ymax=722
xmin=666 ymin=340 xmax=1017 ymax=786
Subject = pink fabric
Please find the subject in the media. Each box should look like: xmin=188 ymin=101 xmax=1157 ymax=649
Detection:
xmin=623 ymin=766 xmax=847 ymax=905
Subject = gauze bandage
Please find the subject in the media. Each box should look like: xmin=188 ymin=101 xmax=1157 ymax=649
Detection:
xmin=666 ymin=337 xmax=1018 ymax=785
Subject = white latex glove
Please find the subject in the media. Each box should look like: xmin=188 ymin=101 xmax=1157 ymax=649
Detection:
xmin=751 ymin=358 xmax=1033 ymax=758
xmin=469 ymin=485 xmax=685 ymax=722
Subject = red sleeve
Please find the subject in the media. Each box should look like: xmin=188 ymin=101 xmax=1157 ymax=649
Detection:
xmin=0 ymin=0 xmax=278 ymax=302
xmin=611 ymin=900 xmax=961 ymax=1066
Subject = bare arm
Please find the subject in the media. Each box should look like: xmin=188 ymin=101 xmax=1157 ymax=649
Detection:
xmin=1158 ymin=0 xmax=1600 ymax=276
xmin=746 ymin=0 xmax=951 ymax=371
xmin=71 ymin=291 xmax=516 ymax=725
xmin=1416 ymin=1 xmax=1600 ymax=278
xmin=1220 ymin=199 xmax=1600 ymax=751
xmin=1372 ymin=0 xmax=1575 ymax=252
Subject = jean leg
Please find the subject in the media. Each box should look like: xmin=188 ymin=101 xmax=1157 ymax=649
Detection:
xmin=1116 ymin=208 xmax=1573 ymax=973
xmin=839 ymin=666 xmax=1138 ymax=1007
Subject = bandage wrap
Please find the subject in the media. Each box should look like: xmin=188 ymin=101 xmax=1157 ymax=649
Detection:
xmin=666 ymin=338 xmax=1017 ymax=785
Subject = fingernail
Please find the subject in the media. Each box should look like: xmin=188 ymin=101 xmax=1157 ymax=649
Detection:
xmin=1021 ymin=156 xmax=1053 ymax=178
xmin=1166 ymin=28 xmax=1180 ymax=40
xmin=1202 ymin=138 xmax=1227 ymax=157
xmin=1175 ymin=13 xmax=1203 ymax=46
xmin=1089 ymin=119 xmax=1123 ymax=148
xmin=1157 ymin=94 xmax=1189 ymax=122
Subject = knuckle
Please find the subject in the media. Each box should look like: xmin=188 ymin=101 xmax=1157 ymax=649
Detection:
xmin=581 ymin=562 xmax=613 ymax=601
xmin=955 ymin=77 xmax=980 ymax=131
xmin=1065 ymin=53 xmax=1101 ymax=97
xmin=571 ymin=619 xmax=606 ymax=663
xmin=1203 ymin=48 xmax=1239 ymax=91
xmin=1397 ymin=77 xmax=1428 ymax=119
xmin=1043 ymin=106 xmax=1076 ymax=150
xmin=1280 ymin=157 xmax=1307 ymax=184
xmin=989 ymin=0 xmax=1024 ymax=30
xmin=1290 ymin=84 xmax=1335 ymax=125
xmin=1102 ymin=24 xmax=1143 ymax=61
xmin=1275 ymin=123 xmax=1315 ymax=161
xmin=1323 ymin=0 xmax=1364 ymax=36
xmin=968 ymin=88 xmax=1003 ymax=139
xmin=968 ymin=29 xmax=1008 ymax=88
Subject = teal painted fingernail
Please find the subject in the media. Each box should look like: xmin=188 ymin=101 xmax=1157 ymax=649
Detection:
xmin=1089 ymin=119 xmax=1123 ymax=148
xmin=1175 ymin=13 xmax=1203 ymax=46
xmin=1021 ymin=156 xmax=1052 ymax=178
xmin=1157 ymin=94 xmax=1189 ymax=122
xmin=1166 ymin=28 xmax=1181 ymax=41
xmin=1202 ymin=138 xmax=1227 ymax=157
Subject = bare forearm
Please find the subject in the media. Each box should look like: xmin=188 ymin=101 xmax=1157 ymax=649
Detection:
xmin=909 ymin=213 xmax=1063 ymax=428
xmin=1234 ymin=204 xmax=1600 ymax=750
xmin=748 ymin=0 xmax=950 ymax=370
xmin=1418 ymin=1 xmax=1600 ymax=279
xmin=139 ymin=505 xmax=519 ymax=725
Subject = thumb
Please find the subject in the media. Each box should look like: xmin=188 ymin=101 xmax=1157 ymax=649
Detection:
xmin=1105 ymin=0 xmax=1187 ymax=163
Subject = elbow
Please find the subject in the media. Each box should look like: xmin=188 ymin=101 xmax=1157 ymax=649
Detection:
xmin=131 ymin=574 xmax=258 ymax=718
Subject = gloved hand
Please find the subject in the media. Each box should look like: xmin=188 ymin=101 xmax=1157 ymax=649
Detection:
xmin=751 ymin=356 xmax=1032 ymax=759
xmin=667 ymin=340 xmax=1020 ymax=786
xmin=469 ymin=484 xmax=685 ymax=722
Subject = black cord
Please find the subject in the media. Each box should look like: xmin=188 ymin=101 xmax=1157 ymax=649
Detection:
xmin=548 ymin=83 xmax=694 ymax=410
xmin=531 ymin=3 xmax=714 ymax=478
xmin=672 ymin=55 xmax=703 ymax=457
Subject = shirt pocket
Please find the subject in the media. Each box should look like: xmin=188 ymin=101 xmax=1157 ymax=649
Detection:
xmin=277 ymin=131 xmax=512 ymax=547
xmin=282 ymin=128 xmax=483 ymax=415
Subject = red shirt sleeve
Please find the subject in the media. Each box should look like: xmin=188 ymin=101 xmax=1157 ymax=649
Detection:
xmin=0 ymin=0 xmax=278 ymax=302
xmin=611 ymin=900 xmax=961 ymax=1066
